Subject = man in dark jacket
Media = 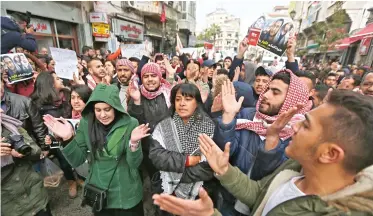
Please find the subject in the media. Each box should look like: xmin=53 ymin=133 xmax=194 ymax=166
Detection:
xmin=1 ymin=76 xmax=47 ymax=147
xmin=213 ymin=70 xmax=312 ymax=216
xmin=1 ymin=14 xmax=37 ymax=54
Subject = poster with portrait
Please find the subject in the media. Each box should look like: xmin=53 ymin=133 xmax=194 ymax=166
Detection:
xmin=248 ymin=16 xmax=295 ymax=56
xmin=1 ymin=53 xmax=33 ymax=84
xmin=359 ymin=36 xmax=372 ymax=56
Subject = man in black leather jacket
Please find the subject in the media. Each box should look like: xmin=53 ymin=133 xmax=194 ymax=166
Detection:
xmin=1 ymin=76 xmax=47 ymax=147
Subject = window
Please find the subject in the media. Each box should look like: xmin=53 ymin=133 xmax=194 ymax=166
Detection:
xmin=182 ymin=13 xmax=187 ymax=19
xmin=228 ymin=34 xmax=232 ymax=37
xmin=182 ymin=1 xmax=187 ymax=11
xmin=7 ymin=11 xmax=78 ymax=52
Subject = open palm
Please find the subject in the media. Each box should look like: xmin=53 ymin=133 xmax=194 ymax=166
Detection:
xmin=222 ymin=80 xmax=244 ymax=115
xmin=199 ymin=134 xmax=230 ymax=176
xmin=130 ymin=124 xmax=151 ymax=143
xmin=43 ymin=114 xmax=74 ymax=141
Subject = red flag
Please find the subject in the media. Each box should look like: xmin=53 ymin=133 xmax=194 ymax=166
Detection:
xmin=160 ymin=2 xmax=166 ymax=23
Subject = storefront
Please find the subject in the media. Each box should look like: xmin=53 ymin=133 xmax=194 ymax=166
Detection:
xmin=144 ymin=17 xmax=163 ymax=53
xmin=2 ymin=1 xmax=85 ymax=53
xmin=112 ymin=18 xmax=144 ymax=43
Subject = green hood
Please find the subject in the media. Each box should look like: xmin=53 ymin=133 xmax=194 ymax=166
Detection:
xmin=82 ymin=84 xmax=126 ymax=116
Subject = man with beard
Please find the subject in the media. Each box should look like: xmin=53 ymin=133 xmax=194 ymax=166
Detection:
xmin=115 ymin=59 xmax=135 ymax=111
xmin=360 ymin=72 xmax=373 ymax=96
xmin=127 ymin=63 xmax=172 ymax=215
xmin=213 ymin=69 xmax=312 ymax=216
xmin=154 ymin=54 xmax=167 ymax=79
xmin=85 ymin=58 xmax=106 ymax=90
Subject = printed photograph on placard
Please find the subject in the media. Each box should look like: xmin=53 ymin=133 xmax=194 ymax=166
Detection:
xmin=251 ymin=16 xmax=294 ymax=56
xmin=1 ymin=53 xmax=33 ymax=84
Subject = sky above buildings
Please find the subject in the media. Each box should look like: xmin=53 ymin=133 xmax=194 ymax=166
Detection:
xmin=196 ymin=0 xmax=290 ymax=38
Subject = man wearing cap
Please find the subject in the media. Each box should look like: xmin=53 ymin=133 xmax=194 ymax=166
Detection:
xmin=128 ymin=62 xmax=172 ymax=180
xmin=203 ymin=59 xmax=216 ymax=90
xmin=213 ymin=69 xmax=311 ymax=216
xmin=115 ymin=59 xmax=136 ymax=111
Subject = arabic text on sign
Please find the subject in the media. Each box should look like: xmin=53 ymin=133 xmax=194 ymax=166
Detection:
xmin=120 ymin=25 xmax=142 ymax=34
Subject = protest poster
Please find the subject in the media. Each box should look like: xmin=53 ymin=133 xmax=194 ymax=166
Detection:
xmin=1 ymin=53 xmax=33 ymax=84
xmin=121 ymin=44 xmax=148 ymax=59
xmin=248 ymin=16 xmax=295 ymax=56
xmin=50 ymin=47 xmax=78 ymax=80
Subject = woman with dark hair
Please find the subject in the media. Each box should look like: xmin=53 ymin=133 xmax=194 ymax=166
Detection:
xmin=148 ymin=83 xmax=215 ymax=215
xmin=70 ymin=84 xmax=92 ymax=119
xmin=12 ymin=54 xmax=23 ymax=72
xmin=30 ymin=71 xmax=77 ymax=198
xmin=105 ymin=60 xmax=116 ymax=78
xmin=43 ymin=84 xmax=149 ymax=215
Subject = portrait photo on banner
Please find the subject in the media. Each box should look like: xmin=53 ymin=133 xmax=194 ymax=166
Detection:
xmin=1 ymin=53 xmax=33 ymax=84
xmin=249 ymin=15 xmax=294 ymax=56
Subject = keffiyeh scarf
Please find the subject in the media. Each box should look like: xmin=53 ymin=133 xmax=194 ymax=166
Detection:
xmin=236 ymin=69 xmax=312 ymax=140
xmin=152 ymin=113 xmax=215 ymax=200
xmin=140 ymin=79 xmax=172 ymax=108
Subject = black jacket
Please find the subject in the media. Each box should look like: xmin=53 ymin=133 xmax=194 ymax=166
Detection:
xmin=4 ymin=92 xmax=47 ymax=146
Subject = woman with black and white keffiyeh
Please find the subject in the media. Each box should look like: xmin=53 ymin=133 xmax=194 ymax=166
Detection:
xmin=149 ymin=83 xmax=215 ymax=201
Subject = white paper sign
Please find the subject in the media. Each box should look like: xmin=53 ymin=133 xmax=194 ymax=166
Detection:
xmin=121 ymin=44 xmax=149 ymax=59
xmin=50 ymin=47 xmax=78 ymax=80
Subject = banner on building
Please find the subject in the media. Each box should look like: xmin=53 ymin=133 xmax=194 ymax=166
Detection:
xmin=359 ymin=36 xmax=373 ymax=56
xmin=89 ymin=12 xmax=108 ymax=24
xmin=50 ymin=47 xmax=78 ymax=80
xmin=121 ymin=43 xmax=152 ymax=59
xmin=248 ymin=15 xmax=295 ymax=56
xmin=92 ymin=23 xmax=110 ymax=38
xmin=1 ymin=53 xmax=33 ymax=84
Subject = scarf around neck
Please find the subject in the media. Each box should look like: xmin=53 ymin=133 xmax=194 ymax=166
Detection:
xmin=236 ymin=69 xmax=313 ymax=140
xmin=140 ymin=78 xmax=172 ymax=108
xmin=1 ymin=113 xmax=23 ymax=167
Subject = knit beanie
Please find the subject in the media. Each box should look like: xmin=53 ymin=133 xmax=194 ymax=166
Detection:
xmin=141 ymin=62 xmax=162 ymax=79
xmin=116 ymin=59 xmax=135 ymax=73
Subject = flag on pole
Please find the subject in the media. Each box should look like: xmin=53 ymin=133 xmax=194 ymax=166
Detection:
xmin=160 ymin=2 xmax=166 ymax=23
xmin=176 ymin=33 xmax=183 ymax=49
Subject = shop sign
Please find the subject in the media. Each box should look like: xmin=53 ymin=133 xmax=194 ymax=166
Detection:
xmin=92 ymin=23 xmax=110 ymax=38
xmin=113 ymin=19 xmax=144 ymax=41
xmin=359 ymin=36 xmax=373 ymax=56
xmin=89 ymin=12 xmax=108 ymax=24
xmin=29 ymin=17 xmax=52 ymax=34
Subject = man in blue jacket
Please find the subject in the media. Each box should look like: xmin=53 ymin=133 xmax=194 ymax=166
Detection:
xmin=1 ymin=13 xmax=37 ymax=54
xmin=214 ymin=68 xmax=312 ymax=215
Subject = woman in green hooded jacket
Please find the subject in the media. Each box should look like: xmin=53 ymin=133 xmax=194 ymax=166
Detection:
xmin=43 ymin=84 xmax=150 ymax=216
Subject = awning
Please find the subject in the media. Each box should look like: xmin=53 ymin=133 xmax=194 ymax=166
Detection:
xmin=349 ymin=23 xmax=373 ymax=41
xmin=334 ymin=36 xmax=362 ymax=50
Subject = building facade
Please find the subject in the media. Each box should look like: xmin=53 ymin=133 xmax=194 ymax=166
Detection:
xmin=205 ymin=8 xmax=240 ymax=54
xmin=1 ymin=1 xmax=196 ymax=54
xmin=290 ymin=1 xmax=373 ymax=66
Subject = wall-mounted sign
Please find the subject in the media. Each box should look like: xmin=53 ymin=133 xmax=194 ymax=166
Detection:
xmin=89 ymin=12 xmax=108 ymax=24
xmin=112 ymin=18 xmax=144 ymax=41
xmin=92 ymin=23 xmax=110 ymax=38
xmin=30 ymin=17 xmax=52 ymax=34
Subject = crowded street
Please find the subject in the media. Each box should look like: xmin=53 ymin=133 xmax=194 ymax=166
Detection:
xmin=1 ymin=1 xmax=373 ymax=216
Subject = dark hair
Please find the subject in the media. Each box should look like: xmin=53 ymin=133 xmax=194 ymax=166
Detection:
xmin=326 ymin=90 xmax=373 ymax=173
xmin=327 ymin=72 xmax=337 ymax=78
xmin=30 ymin=72 xmax=60 ymax=108
xmin=154 ymin=55 xmax=164 ymax=62
xmin=274 ymin=56 xmax=278 ymax=59
xmin=71 ymin=84 xmax=92 ymax=104
xmin=345 ymin=74 xmax=362 ymax=87
xmin=361 ymin=72 xmax=373 ymax=84
xmin=314 ymin=84 xmax=329 ymax=100
xmin=217 ymin=68 xmax=229 ymax=76
xmin=272 ymin=72 xmax=290 ymax=85
xmin=224 ymin=57 xmax=232 ymax=62
xmin=170 ymin=84 xmax=208 ymax=119
xmin=201 ymin=53 xmax=208 ymax=61
xmin=186 ymin=60 xmax=201 ymax=70
xmin=88 ymin=58 xmax=102 ymax=68
xmin=104 ymin=60 xmax=116 ymax=69
xmin=82 ymin=46 xmax=92 ymax=54
xmin=296 ymin=70 xmax=316 ymax=88
xmin=129 ymin=57 xmax=140 ymax=64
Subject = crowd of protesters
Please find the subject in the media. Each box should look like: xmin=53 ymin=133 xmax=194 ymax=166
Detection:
xmin=1 ymin=13 xmax=373 ymax=216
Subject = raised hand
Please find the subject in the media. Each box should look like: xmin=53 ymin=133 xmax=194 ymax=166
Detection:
xmin=43 ymin=114 xmax=74 ymax=141
xmin=233 ymin=66 xmax=241 ymax=82
xmin=164 ymin=55 xmax=178 ymax=78
xmin=130 ymin=123 xmax=151 ymax=143
xmin=221 ymin=80 xmax=244 ymax=115
xmin=237 ymin=38 xmax=249 ymax=58
xmin=199 ymin=134 xmax=230 ymax=176
xmin=266 ymin=104 xmax=303 ymax=137
xmin=153 ymin=188 xmax=214 ymax=216
xmin=211 ymin=94 xmax=223 ymax=113
xmin=129 ymin=83 xmax=141 ymax=105
xmin=286 ymin=35 xmax=297 ymax=62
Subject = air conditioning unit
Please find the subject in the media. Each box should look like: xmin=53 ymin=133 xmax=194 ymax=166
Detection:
xmin=122 ymin=1 xmax=135 ymax=8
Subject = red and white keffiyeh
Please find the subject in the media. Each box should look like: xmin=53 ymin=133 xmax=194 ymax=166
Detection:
xmin=140 ymin=63 xmax=172 ymax=107
xmin=236 ymin=69 xmax=313 ymax=140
